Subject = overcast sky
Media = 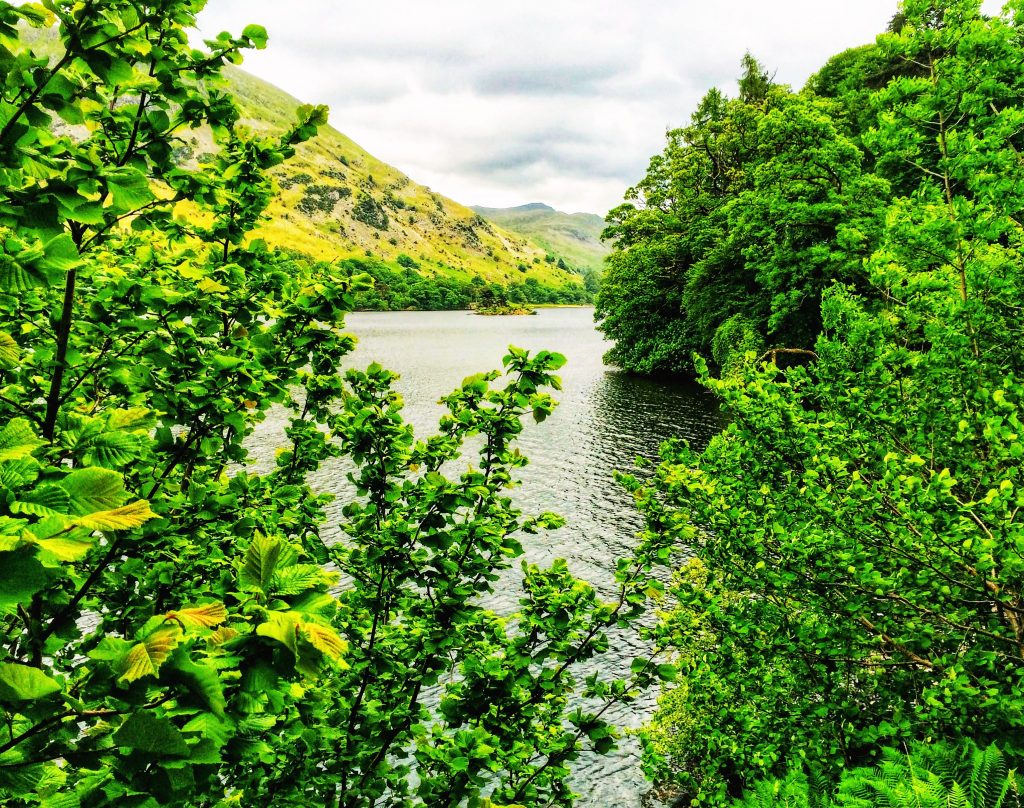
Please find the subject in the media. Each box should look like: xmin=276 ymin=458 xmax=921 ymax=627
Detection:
xmin=193 ymin=1 xmax=998 ymax=215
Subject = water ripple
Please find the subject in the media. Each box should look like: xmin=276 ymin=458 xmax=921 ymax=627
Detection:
xmin=247 ymin=308 xmax=721 ymax=806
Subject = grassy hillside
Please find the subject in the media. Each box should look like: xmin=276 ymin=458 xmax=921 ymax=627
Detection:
xmin=20 ymin=24 xmax=584 ymax=293
xmin=470 ymin=202 xmax=609 ymax=274
xmin=215 ymin=68 xmax=582 ymax=289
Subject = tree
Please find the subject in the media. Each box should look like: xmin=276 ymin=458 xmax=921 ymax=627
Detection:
xmin=0 ymin=4 xmax=673 ymax=805
xmin=596 ymin=66 xmax=885 ymax=375
xmin=638 ymin=0 xmax=1024 ymax=802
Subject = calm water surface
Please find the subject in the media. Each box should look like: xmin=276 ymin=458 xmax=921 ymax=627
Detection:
xmin=255 ymin=307 xmax=721 ymax=806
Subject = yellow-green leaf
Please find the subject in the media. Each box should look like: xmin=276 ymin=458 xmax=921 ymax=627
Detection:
xmin=119 ymin=628 xmax=180 ymax=683
xmin=0 ymin=331 xmax=18 ymax=368
xmin=239 ymin=534 xmax=283 ymax=593
xmin=166 ymin=602 xmax=227 ymax=630
xmin=197 ymin=277 xmax=228 ymax=294
xmin=34 ymin=534 xmax=95 ymax=562
xmin=301 ymin=622 xmax=348 ymax=664
xmin=0 ymin=662 xmax=61 ymax=701
xmin=60 ymin=468 xmax=126 ymax=514
xmin=0 ymin=419 xmax=42 ymax=461
xmin=76 ymin=500 xmax=157 ymax=531
xmin=255 ymin=611 xmax=299 ymax=655
xmin=207 ymin=626 xmax=240 ymax=647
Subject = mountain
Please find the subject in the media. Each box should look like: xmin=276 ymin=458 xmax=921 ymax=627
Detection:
xmin=470 ymin=203 xmax=610 ymax=274
xmin=215 ymin=68 xmax=583 ymax=290
xmin=20 ymin=24 xmax=584 ymax=293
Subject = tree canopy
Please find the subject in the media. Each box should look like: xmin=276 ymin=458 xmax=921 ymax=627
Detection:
xmin=632 ymin=0 xmax=1024 ymax=802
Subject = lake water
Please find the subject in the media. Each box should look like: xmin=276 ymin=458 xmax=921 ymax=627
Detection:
xmin=255 ymin=307 xmax=721 ymax=806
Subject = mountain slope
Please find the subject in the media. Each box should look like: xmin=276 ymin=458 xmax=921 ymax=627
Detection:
xmin=21 ymin=23 xmax=583 ymax=291
xmin=219 ymin=67 xmax=582 ymax=289
xmin=470 ymin=203 xmax=609 ymax=274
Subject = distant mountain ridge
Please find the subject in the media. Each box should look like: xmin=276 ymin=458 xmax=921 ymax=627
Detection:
xmin=470 ymin=203 xmax=609 ymax=274
xmin=217 ymin=67 xmax=583 ymax=290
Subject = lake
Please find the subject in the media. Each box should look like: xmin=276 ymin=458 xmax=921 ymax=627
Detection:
xmin=254 ymin=306 xmax=721 ymax=806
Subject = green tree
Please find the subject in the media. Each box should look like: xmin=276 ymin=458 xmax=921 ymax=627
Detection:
xmin=596 ymin=70 xmax=884 ymax=374
xmin=638 ymin=0 xmax=1024 ymax=802
xmin=0 ymin=4 xmax=671 ymax=806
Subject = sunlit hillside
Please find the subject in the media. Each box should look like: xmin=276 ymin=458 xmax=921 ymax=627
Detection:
xmin=471 ymin=202 xmax=609 ymax=274
xmin=219 ymin=67 xmax=584 ymax=289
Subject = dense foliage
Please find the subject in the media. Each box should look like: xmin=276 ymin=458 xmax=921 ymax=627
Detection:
xmin=632 ymin=0 xmax=1024 ymax=803
xmin=734 ymin=740 xmax=1022 ymax=808
xmin=595 ymin=55 xmax=891 ymax=373
xmin=0 ymin=3 xmax=667 ymax=806
xmin=338 ymin=256 xmax=592 ymax=312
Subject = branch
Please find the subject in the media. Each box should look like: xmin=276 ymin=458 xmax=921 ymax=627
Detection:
xmin=757 ymin=347 xmax=819 ymax=364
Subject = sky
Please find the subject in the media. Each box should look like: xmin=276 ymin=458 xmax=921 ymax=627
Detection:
xmin=193 ymin=1 xmax=1000 ymax=216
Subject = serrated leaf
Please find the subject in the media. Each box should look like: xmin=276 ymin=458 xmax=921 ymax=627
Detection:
xmin=87 ymin=636 xmax=133 ymax=662
xmin=0 ymin=331 xmax=18 ymax=368
xmin=242 ymin=23 xmax=268 ymax=48
xmin=0 ymin=419 xmax=42 ymax=461
xmin=36 ymin=233 xmax=81 ymax=275
xmin=10 ymin=501 xmax=63 ymax=519
xmin=255 ymin=610 xmax=299 ymax=655
xmin=34 ymin=534 xmax=95 ymax=562
xmin=239 ymin=534 xmax=283 ymax=593
xmin=111 ymin=711 xmax=188 ymax=756
xmin=238 ymin=714 xmax=277 ymax=733
xmin=207 ymin=626 xmax=240 ymax=647
xmin=271 ymin=564 xmax=336 ymax=596
xmin=167 ymin=652 xmax=225 ymax=716
xmin=119 ymin=628 xmax=180 ymax=683
xmin=300 ymin=622 xmax=347 ymax=663
xmin=26 ymin=515 xmax=73 ymax=540
xmin=40 ymin=792 xmax=80 ymax=808
xmin=0 ymin=458 xmax=38 ymax=490
xmin=75 ymin=499 xmax=156 ymax=531
xmin=0 ymin=662 xmax=61 ymax=701
xmin=75 ymin=430 xmax=144 ymax=469
xmin=197 ymin=277 xmax=228 ymax=294
xmin=107 ymin=407 xmax=154 ymax=431
xmin=0 ymin=548 xmax=50 ymax=614
xmin=0 ymin=254 xmax=46 ymax=291
xmin=60 ymin=468 xmax=126 ymax=514
xmin=11 ymin=484 xmax=71 ymax=518
xmin=106 ymin=170 xmax=155 ymax=212
xmin=166 ymin=602 xmax=227 ymax=630
xmin=182 ymin=712 xmax=233 ymax=746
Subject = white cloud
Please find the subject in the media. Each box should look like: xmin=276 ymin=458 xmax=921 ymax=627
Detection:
xmin=194 ymin=0 xmax=1005 ymax=215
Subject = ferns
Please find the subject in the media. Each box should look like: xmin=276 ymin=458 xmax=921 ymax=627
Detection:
xmin=733 ymin=740 xmax=1023 ymax=808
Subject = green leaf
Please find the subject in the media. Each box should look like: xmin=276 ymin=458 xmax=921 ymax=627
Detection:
xmin=105 ymin=169 xmax=155 ymax=211
xmin=0 ymin=331 xmax=19 ymax=368
xmin=271 ymin=564 xmax=337 ymax=596
xmin=0 ymin=419 xmax=42 ymax=461
xmin=168 ymin=652 xmax=226 ymax=716
xmin=36 ymin=233 xmax=81 ymax=275
xmin=119 ymin=628 xmax=180 ymax=683
xmin=0 ymin=662 xmax=61 ymax=701
xmin=60 ymin=468 xmax=126 ymax=515
xmin=242 ymin=23 xmax=269 ymax=49
xmin=239 ymin=534 xmax=283 ymax=593
xmin=112 ymin=712 xmax=188 ymax=756
xmin=0 ymin=548 xmax=50 ymax=614
xmin=0 ymin=253 xmax=46 ymax=291
xmin=181 ymin=713 xmax=233 ymax=746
